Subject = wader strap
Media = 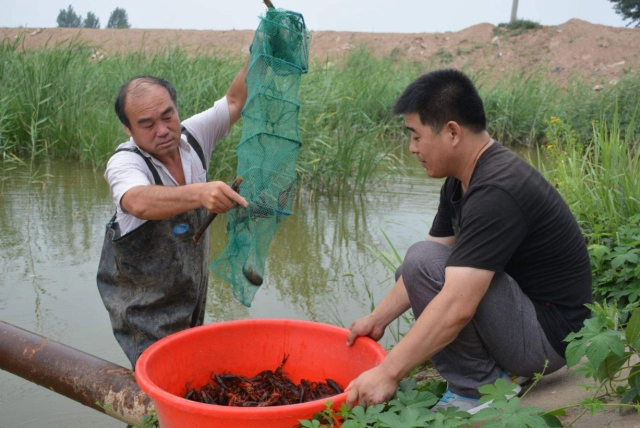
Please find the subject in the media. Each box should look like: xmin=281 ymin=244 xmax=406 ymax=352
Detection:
xmin=181 ymin=127 xmax=206 ymax=170
xmin=114 ymin=147 xmax=163 ymax=185
xmin=113 ymin=131 xmax=205 ymax=186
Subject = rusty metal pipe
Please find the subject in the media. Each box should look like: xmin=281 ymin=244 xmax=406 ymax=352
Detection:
xmin=0 ymin=320 xmax=154 ymax=425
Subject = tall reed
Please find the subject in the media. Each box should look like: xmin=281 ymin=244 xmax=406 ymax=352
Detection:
xmin=479 ymin=69 xmax=556 ymax=145
xmin=539 ymin=110 xmax=640 ymax=238
xmin=2 ymin=33 xmax=639 ymax=196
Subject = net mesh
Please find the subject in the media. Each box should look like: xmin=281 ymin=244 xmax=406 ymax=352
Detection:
xmin=211 ymin=8 xmax=310 ymax=307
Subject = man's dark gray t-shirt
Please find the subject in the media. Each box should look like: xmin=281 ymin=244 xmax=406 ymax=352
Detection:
xmin=429 ymin=142 xmax=592 ymax=356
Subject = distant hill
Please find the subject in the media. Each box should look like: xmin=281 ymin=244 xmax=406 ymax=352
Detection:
xmin=2 ymin=19 xmax=639 ymax=85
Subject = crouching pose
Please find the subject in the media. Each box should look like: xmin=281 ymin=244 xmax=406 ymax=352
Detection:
xmin=345 ymin=68 xmax=592 ymax=413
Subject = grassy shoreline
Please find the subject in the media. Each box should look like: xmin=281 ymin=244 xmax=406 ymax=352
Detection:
xmin=1 ymin=35 xmax=638 ymax=195
xmin=3 ymin=31 xmax=640 ymax=427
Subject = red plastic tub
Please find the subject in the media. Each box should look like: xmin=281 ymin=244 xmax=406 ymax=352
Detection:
xmin=135 ymin=319 xmax=387 ymax=428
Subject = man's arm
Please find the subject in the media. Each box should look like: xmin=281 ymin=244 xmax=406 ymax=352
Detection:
xmin=121 ymin=181 xmax=248 ymax=220
xmin=346 ymin=266 xmax=494 ymax=407
xmin=381 ymin=266 xmax=493 ymax=378
xmin=427 ymin=233 xmax=456 ymax=248
xmin=345 ymin=234 xmax=456 ymax=343
xmin=226 ymin=57 xmax=250 ymax=126
xmin=345 ymin=235 xmax=456 ymax=346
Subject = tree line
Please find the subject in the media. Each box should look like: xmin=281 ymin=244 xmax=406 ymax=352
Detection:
xmin=57 ymin=5 xmax=130 ymax=29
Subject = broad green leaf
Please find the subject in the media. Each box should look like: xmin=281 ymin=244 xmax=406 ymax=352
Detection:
xmin=428 ymin=409 xmax=470 ymax=427
xmin=471 ymin=399 xmax=547 ymax=427
xmin=612 ymin=253 xmax=633 ymax=269
xmin=541 ymin=413 xmax=564 ymax=427
xmin=398 ymin=377 xmax=418 ymax=392
xmin=626 ymin=308 xmax=640 ymax=345
xmin=595 ymin=352 xmax=632 ymax=382
xmin=621 ymin=387 xmax=640 ymax=405
xmin=376 ymin=406 xmax=433 ymax=427
xmin=477 ymin=378 xmax=520 ymax=404
xmin=565 ymin=339 xmax=587 ymax=367
xmin=341 ymin=420 xmax=368 ymax=428
xmin=585 ymin=330 xmax=626 ymax=367
xmin=344 ymin=404 xmax=386 ymax=425
xmin=629 ymin=365 xmax=640 ymax=388
xmin=588 ymin=244 xmax=610 ymax=260
xmin=544 ymin=408 xmax=567 ymax=417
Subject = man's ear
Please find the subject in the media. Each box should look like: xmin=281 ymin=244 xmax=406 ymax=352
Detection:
xmin=123 ymin=124 xmax=133 ymax=138
xmin=446 ymin=121 xmax=462 ymax=146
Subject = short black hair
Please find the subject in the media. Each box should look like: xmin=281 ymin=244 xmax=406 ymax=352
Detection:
xmin=392 ymin=69 xmax=486 ymax=133
xmin=114 ymin=76 xmax=178 ymax=129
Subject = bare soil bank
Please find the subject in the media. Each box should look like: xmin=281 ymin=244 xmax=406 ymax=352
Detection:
xmin=2 ymin=19 xmax=639 ymax=87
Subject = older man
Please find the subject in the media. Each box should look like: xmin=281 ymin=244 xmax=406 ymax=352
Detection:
xmin=97 ymin=60 xmax=249 ymax=367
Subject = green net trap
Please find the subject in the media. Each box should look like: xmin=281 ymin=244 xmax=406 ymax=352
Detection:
xmin=211 ymin=8 xmax=310 ymax=307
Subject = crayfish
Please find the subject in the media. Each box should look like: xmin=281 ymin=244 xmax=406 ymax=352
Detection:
xmin=184 ymin=354 xmax=343 ymax=407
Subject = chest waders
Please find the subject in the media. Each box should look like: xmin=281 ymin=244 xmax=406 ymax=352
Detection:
xmin=97 ymin=131 xmax=210 ymax=368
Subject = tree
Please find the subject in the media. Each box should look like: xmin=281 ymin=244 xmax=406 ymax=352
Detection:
xmin=57 ymin=5 xmax=82 ymax=28
xmin=107 ymin=8 xmax=131 ymax=29
xmin=609 ymin=0 xmax=640 ymax=27
xmin=83 ymin=12 xmax=100 ymax=29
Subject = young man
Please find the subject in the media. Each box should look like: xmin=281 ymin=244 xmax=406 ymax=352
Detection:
xmin=345 ymin=69 xmax=592 ymax=413
xmin=97 ymin=60 xmax=249 ymax=368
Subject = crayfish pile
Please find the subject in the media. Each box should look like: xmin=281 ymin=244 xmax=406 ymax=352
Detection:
xmin=184 ymin=355 xmax=343 ymax=407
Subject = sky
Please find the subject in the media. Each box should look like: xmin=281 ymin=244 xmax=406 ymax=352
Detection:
xmin=1 ymin=0 xmax=629 ymax=33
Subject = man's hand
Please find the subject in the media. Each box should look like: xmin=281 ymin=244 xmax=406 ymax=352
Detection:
xmin=198 ymin=180 xmax=248 ymax=214
xmin=345 ymin=365 xmax=398 ymax=408
xmin=346 ymin=276 xmax=412 ymax=347
xmin=346 ymin=314 xmax=385 ymax=346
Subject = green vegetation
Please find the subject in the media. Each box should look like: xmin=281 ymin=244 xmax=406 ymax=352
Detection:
xmin=97 ymin=402 xmax=157 ymax=428
xmin=4 ymin=29 xmax=639 ymax=427
xmin=132 ymin=410 xmax=159 ymax=428
xmin=2 ymin=33 xmax=639 ymax=198
xmin=299 ymin=122 xmax=640 ymax=424
xmin=538 ymin=113 xmax=640 ymax=308
xmin=57 ymin=5 xmax=82 ymax=28
xmin=299 ymin=108 xmax=640 ymax=425
xmin=83 ymin=12 xmax=101 ymax=30
xmin=493 ymin=19 xmax=542 ymax=37
xmin=298 ymin=300 xmax=640 ymax=426
xmin=609 ymin=0 xmax=640 ymax=27
xmin=432 ymin=48 xmax=454 ymax=65
xmin=106 ymin=8 xmax=131 ymax=29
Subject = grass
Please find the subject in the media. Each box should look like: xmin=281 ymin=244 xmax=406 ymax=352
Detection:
xmin=538 ymin=111 xmax=640 ymax=238
xmin=494 ymin=19 xmax=543 ymax=37
xmin=3 ymin=29 xmax=639 ymax=428
xmin=1 ymin=32 xmax=639 ymax=197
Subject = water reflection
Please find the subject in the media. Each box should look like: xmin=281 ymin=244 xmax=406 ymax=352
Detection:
xmin=0 ymin=158 xmax=440 ymax=427
xmin=0 ymin=145 xmax=541 ymax=426
xmin=206 ymin=160 xmax=441 ymax=330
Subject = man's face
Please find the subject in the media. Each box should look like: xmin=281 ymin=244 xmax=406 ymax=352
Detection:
xmin=123 ymin=83 xmax=181 ymax=159
xmin=404 ymin=113 xmax=451 ymax=178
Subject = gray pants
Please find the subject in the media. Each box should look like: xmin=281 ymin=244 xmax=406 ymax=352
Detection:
xmin=399 ymin=241 xmax=565 ymax=398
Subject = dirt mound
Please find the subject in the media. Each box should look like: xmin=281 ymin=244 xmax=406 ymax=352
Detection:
xmin=2 ymin=19 xmax=639 ymax=85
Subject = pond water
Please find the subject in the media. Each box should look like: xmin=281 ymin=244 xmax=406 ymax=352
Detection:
xmin=0 ymin=156 xmax=442 ymax=427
